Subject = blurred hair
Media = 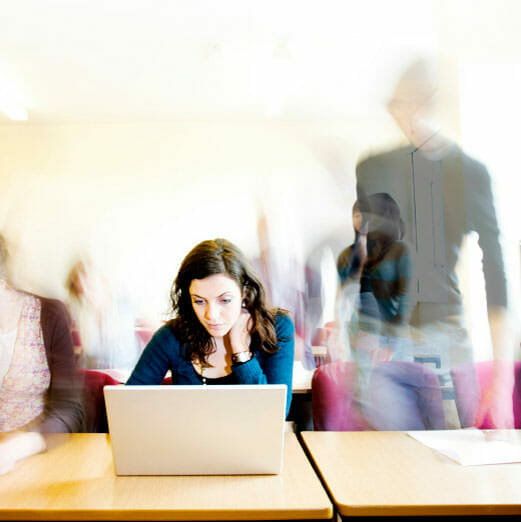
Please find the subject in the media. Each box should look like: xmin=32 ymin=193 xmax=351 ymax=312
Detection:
xmin=168 ymin=238 xmax=286 ymax=365
xmin=367 ymin=192 xmax=405 ymax=242
xmin=362 ymin=193 xmax=406 ymax=269
xmin=0 ymin=233 xmax=9 ymax=281
xmin=65 ymin=260 xmax=88 ymax=300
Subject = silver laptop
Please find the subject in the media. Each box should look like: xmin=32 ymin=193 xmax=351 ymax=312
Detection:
xmin=104 ymin=384 xmax=287 ymax=475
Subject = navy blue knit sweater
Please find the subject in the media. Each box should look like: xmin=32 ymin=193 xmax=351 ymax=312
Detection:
xmin=127 ymin=313 xmax=294 ymax=417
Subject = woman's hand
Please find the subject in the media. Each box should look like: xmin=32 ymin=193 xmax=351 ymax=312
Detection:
xmin=0 ymin=448 xmax=16 ymax=475
xmin=0 ymin=431 xmax=46 ymax=475
xmin=225 ymin=308 xmax=253 ymax=355
xmin=354 ymin=221 xmax=369 ymax=274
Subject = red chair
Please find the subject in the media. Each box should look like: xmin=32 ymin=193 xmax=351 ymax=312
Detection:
xmin=80 ymin=369 xmax=120 ymax=433
xmin=450 ymin=361 xmax=521 ymax=428
xmin=312 ymin=360 xmax=445 ymax=430
xmin=312 ymin=361 xmax=370 ymax=430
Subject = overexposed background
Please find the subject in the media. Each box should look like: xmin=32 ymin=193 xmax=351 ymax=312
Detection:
xmin=1 ymin=0 xmax=520 ymax=359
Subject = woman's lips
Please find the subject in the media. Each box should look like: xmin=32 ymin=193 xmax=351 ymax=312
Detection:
xmin=207 ymin=323 xmax=224 ymax=330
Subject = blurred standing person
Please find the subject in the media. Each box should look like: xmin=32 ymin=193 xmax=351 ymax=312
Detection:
xmin=253 ymin=205 xmax=313 ymax=369
xmin=66 ymin=259 xmax=141 ymax=372
xmin=0 ymin=233 xmax=84 ymax=474
xmin=355 ymin=59 xmax=513 ymax=428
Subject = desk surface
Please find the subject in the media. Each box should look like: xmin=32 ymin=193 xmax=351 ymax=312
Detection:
xmin=301 ymin=430 xmax=521 ymax=517
xmin=0 ymin=433 xmax=332 ymax=521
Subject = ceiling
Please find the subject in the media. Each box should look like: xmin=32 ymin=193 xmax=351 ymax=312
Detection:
xmin=0 ymin=1 xmax=439 ymax=124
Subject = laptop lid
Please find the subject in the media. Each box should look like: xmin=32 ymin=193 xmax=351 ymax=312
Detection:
xmin=104 ymin=384 xmax=287 ymax=475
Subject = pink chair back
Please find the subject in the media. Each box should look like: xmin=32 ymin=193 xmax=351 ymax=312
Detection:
xmin=80 ymin=369 xmax=120 ymax=432
xmin=451 ymin=361 xmax=521 ymax=428
xmin=312 ymin=361 xmax=370 ymax=430
xmin=312 ymin=360 xmax=446 ymax=430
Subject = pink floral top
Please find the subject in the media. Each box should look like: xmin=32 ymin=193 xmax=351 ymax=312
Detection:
xmin=0 ymin=294 xmax=51 ymax=432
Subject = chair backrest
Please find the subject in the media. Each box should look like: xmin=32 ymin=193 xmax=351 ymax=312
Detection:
xmin=312 ymin=360 xmax=445 ymax=430
xmin=312 ymin=361 xmax=370 ymax=430
xmin=451 ymin=361 xmax=521 ymax=428
xmin=81 ymin=369 xmax=120 ymax=432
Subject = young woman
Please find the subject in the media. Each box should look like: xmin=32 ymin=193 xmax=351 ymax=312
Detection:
xmin=337 ymin=193 xmax=412 ymax=332
xmin=336 ymin=195 xmax=444 ymax=430
xmin=0 ymin=234 xmax=85 ymax=474
xmin=127 ymin=238 xmax=295 ymax=417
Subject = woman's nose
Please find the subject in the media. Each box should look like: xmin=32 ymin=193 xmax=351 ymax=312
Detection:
xmin=204 ymin=303 xmax=218 ymax=320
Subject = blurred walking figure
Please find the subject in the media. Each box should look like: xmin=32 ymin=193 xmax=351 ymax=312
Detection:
xmin=356 ymin=58 xmax=513 ymax=428
xmin=66 ymin=258 xmax=140 ymax=371
xmin=254 ymin=205 xmax=312 ymax=369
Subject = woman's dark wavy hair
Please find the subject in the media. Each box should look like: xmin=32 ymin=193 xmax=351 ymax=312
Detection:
xmin=167 ymin=238 xmax=283 ymax=365
xmin=367 ymin=192 xmax=405 ymax=241
xmin=364 ymin=192 xmax=405 ymax=267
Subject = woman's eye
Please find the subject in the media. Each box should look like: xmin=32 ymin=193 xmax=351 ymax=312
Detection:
xmin=220 ymin=298 xmax=232 ymax=304
xmin=193 ymin=299 xmax=204 ymax=305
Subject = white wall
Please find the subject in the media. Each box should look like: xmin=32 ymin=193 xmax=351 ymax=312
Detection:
xmin=0 ymin=121 xmax=370 ymax=323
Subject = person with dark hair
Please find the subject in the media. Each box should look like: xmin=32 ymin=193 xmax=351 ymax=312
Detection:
xmin=334 ymin=195 xmax=438 ymax=431
xmin=127 ymin=238 xmax=295 ymax=417
xmin=0 ymin=233 xmax=85 ymax=474
xmin=337 ymin=193 xmax=412 ymax=333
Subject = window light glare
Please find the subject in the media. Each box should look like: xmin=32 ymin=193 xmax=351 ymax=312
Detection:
xmin=0 ymin=101 xmax=28 ymax=120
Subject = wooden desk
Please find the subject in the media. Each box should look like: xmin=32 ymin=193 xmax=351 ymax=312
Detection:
xmin=0 ymin=433 xmax=332 ymax=521
xmin=292 ymin=362 xmax=315 ymax=394
xmin=301 ymin=430 xmax=521 ymax=517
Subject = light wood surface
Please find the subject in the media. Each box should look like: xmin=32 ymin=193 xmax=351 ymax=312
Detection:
xmin=0 ymin=433 xmax=332 ymax=521
xmin=301 ymin=430 xmax=521 ymax=517
xmin=292 ymin=362 xmax=314 ymax=394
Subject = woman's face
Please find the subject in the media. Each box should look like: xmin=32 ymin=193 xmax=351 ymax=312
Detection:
xmin=352 ymin=208 xmax=363 ymax=233
xmin=189 ymin=273 xmax=243 ymax=338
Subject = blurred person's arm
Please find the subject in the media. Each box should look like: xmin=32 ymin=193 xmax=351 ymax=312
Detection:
xmin=468 ymin=159 xmax=514 ymax=428
xmin=391 ymin=241 xmax=413 ymax=325
xmin=39 ymin=298 xmax=85 ymax=433
xmin=0 ymin=431 xmax=46 ymax=475
xmin=334 ymin=244 xmax=364 ymax=362
xmin=475 ymin=307 xmax=515 ymax=428
xmin=337 ymin=230 xmax=368 ymax=284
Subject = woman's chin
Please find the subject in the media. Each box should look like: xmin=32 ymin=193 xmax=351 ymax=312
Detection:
xmin=205 ymin=325 xmax=230 ymax=337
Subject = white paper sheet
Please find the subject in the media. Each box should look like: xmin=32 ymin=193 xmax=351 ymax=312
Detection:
xmin=407 ymin=429 xmax=521 ymax=465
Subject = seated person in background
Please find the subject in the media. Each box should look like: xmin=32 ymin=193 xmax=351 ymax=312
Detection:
xmin=337 ymin=193 xmax=413 ymax=363
xmin=335 ymin=195 xmax=443 ymax=430
xmin=0 ymin=233 xmax=84 ymax=474
xmin=127 ymin=238 xmax=295 ymax=418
